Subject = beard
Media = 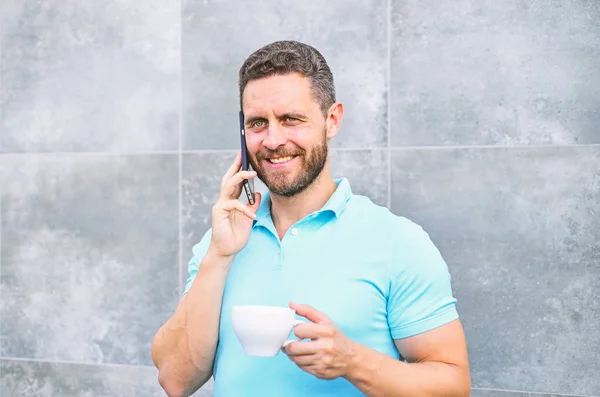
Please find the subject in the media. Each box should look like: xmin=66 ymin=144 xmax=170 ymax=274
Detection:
xmin=249 ymin=130 xmax=328 ymax=197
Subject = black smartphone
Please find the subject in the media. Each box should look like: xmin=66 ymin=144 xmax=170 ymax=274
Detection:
xmin=239 ymin=110 xmax=255 ymax=205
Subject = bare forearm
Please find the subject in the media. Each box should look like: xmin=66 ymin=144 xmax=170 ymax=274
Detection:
xmin=185 ymin=250 xmax=233 ymax=370
xmin=345 ymin=343 xmax=470 ymax=397
xmin=152 ymin=248 xmax=232 ymax=396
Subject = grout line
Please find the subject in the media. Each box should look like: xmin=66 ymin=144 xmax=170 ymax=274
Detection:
xmin=334 ymin=146 xmax=386 ymax=152
xmin=181 ymin=144 xmax=600 ymax=153
xmin=472 ymin=387 xmax=600 ymax=397
xmin=178 ymin=4 xmax=183 ymax=298
xmin=0 ymin=356 xmax=157 ymax=370
xmin=181 ymin=147 xmax=389 ymax=153
xmin=0 ymin=21 xmax=5 ymax=353
xmin=184 ymin=149 xmax=237 ymax=154
xmin=0 ymin=150 xmax=180 ymax=157
xmin=1 ymin=144 xmax=598 ymax=159
xmin=389 ymin=143 xmax=600 ymax=151
xmin=0 ymin=188 xmax=3 ymax=351
xmin=386 ymin=0 xmax=392 ymax=210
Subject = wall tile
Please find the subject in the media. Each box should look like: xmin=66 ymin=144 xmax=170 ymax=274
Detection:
xmin=0 ymin=155 xmax=179 ymax=365
xmin=471 ymin=390 xmax=568 ymax=397
xmin=0 ymin=359 xmax=214 ymax=397
xmin=0 ymin=359 xmax=165 ymax=397
xmin=471 ymin=390 xmax=556 ymax=397
xmin=471 ymin=390 xmax=529 ymax=397
xmin=390 ymin=0 xmax=600 ymax=146
xmin=0 ymin=156 xmax=4 ymax=312
xmin=329 ymin=149 xmax=388 ymax=207
xmin=390 ymin=146 xmax=600 ymax=395
xmin=0 ymin=0 xmax=180 ymax=153
xmin=183 ymin=0 xmax=388 ymax=150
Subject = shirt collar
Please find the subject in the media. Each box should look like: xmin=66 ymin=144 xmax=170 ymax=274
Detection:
xmin=320 ymin=177 xmax=353 ymax=217
xmin=253 ymin=178 xmax=353 ymax=228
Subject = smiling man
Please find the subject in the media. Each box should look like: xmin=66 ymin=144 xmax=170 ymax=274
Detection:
xmin=151 ymin=40 xmax=471 ymax=397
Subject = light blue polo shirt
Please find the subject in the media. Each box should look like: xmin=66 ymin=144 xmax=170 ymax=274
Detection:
xmin=184 ymin=178 xmax=458 ymax=396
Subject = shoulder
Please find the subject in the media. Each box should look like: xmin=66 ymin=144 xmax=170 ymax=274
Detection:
xmin=344 ymin=193 xmax=444 ymax=266
xmin=343 ymin=193 xmax=427 ymax=240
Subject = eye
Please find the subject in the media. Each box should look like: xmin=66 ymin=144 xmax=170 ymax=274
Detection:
xmin=252 ymin=120 xmax=266 ymax=128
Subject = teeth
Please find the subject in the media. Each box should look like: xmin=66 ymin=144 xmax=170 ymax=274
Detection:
xmin=269 ymin=156 xmax=294 ymax=164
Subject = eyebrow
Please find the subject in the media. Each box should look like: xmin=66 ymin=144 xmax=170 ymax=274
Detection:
xmin=245 ymin=112 xmax=307 ymax=127
xmin=244 ymin=115 xmax=265 ymax=127
xmin=280 ymin=112 xmax=307 ymax=120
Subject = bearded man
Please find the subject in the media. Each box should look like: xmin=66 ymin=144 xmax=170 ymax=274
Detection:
xmin=152 ymin=40 xmax=471 ymax=397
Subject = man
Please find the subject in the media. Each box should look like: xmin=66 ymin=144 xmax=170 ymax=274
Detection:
xmin=152 ymin=40 xmax=470 ymax=397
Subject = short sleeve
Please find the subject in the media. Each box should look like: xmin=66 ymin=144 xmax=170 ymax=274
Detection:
xmin=387 ymin=221 xmax=458 ymax=339
xmin=182 ymin=228 xmax=213 ymax=296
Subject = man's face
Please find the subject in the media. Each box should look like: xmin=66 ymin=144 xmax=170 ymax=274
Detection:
xmin=242 ymin=73 xmax=329 ymax=197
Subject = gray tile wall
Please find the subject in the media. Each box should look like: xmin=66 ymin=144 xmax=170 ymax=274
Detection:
xmin=1 ymin=0 xmax=598 ymax=396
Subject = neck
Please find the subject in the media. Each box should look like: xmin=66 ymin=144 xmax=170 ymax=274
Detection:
xmin=269 ymin=162 xmax=337 ymax=238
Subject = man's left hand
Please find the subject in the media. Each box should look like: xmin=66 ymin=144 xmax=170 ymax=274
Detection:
xmin=282 ymin=302 xmax=357 ymax=380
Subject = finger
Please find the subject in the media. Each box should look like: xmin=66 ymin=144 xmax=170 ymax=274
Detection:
xmin=284 ymin=340 xmax=319 ymax=356
xmin=293 ymin=323 xmax=333 ymax=340
xmin=216 ymin=199 xmax=257 ymax=220
xmin=295 ymin=363 xmax=320 ymax=374
xmin=289 ymin=354 xmax=318 ymax=366
xmin=221 ymin=151 xmax=242 ymax=188
xmin=290 ymin=302 xmax=330 ymax=324
xmin=228 ymin=170 xmax=257 ymax=188
xmin=221 ymin=170 xmax=257 ymax=199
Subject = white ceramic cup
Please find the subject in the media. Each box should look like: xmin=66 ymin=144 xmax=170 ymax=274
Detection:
xmin=231 ymin=305 xmax=305 ymax=357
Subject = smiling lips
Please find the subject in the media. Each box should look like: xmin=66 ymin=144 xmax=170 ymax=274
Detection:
xmin=268 ymin=155 xmax=295 ymax=164
xmin=264 ymin=155 xmax=299 ymax=169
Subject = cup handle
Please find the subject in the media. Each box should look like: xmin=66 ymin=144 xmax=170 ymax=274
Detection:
xmin=282 ymin=320 xmax=306 ymax=348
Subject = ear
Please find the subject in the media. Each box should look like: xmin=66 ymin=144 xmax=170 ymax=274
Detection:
xmin=325 ymin=102 xmax=344 ymax=139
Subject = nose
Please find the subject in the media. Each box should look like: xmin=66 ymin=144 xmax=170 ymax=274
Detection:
xmin=262 ymin=123 xmax=288 ymax=150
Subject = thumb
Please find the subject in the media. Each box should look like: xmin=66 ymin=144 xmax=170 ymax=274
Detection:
xmin=290 ymin=302 xmax=330 ymax=323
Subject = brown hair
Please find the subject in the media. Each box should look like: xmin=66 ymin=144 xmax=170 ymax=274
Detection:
xmin=238 ymin=40 xmax=336 ymax=116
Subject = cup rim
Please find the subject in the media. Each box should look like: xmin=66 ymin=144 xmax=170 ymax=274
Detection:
xmin=232 ymin=305 xmax=294 ymax=314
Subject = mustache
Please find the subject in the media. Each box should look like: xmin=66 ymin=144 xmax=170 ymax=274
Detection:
xmin=255 ymin=148 xmax=305 ymax=160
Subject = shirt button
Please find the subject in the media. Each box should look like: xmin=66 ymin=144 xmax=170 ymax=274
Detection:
xmin=291 ymin=228 xmax=298 ymax=235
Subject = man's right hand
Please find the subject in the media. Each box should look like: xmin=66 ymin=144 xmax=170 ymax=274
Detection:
xmin=209 ymin=151 xmax=262 ymax=259
xmin=152 ymin=151 xmax=260 ymax=397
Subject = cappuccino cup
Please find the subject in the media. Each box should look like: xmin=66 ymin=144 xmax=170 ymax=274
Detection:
xmin=231 ymin=305 xmax=304 ymax=357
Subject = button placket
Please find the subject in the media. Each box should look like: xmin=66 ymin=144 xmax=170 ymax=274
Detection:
xmin=278 ymin=242 xmax=284 ymax=270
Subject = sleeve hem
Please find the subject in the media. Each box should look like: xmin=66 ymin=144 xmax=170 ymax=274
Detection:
xmin=390 ymin=306 xmax=459 ymax=340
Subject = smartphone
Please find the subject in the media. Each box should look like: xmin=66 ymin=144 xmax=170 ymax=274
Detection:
xmin=239 ymin=110 xmax=255 ymax=205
